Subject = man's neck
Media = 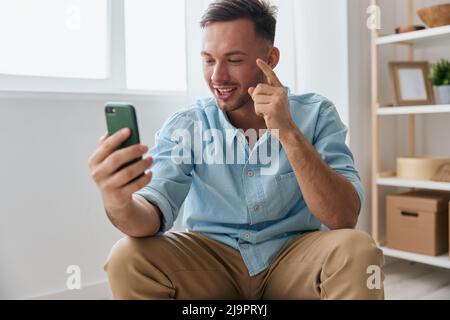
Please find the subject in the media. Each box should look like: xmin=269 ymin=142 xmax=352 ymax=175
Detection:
xmin=226 ymin=103 xmax=267 ymax=136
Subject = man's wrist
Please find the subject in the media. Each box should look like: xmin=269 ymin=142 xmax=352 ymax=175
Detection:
xmin=104 ymin=199 xmax=135 ymax=220
xmin=278 ymin=121 xmax=301 ymax=145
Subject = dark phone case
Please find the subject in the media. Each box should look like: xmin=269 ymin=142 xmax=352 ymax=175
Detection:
xmin=105 ymin=103 xmax=142 ymax=173
xmin=105 ymin=103 xmax=141 ymax=148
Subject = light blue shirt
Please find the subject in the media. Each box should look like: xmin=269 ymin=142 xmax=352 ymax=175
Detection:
xmin=136 ymin=89 xmax=364 ymax=276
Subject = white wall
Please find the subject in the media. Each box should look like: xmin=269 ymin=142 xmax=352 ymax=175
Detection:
xmin=0 ymin=92 xmax=186 ymax=299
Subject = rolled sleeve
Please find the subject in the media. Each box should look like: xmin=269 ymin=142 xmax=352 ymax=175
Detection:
xmin=313 ymin=103 xmax=365 ymax=214
xmin=135 ymin=112 xmax=194 ymax=233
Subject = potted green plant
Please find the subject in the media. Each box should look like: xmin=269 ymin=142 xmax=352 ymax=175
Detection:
xmin=429 ymin=58 xmax=450 ymax=105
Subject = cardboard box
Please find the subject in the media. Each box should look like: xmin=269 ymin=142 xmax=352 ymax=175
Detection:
xmin=386 ymin=190 xmax=450 ymax=256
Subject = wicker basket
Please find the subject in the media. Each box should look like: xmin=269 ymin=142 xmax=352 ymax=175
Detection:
xmin=417 ymin=4 xmax=450 ymax=28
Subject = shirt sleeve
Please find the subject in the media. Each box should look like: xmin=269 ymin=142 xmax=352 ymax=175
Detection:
xmin=135 ymin=112 xmax=194 ymax=233
xmin=313 ymin=103 xmax=365 ymax=215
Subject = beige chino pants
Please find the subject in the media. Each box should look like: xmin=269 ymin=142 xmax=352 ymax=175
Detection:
xmin=104 ymin=229 xmax=385 ymax=300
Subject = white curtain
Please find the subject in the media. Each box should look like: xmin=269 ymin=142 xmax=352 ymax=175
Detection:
xmin=292 ymin=0 xmax=350 ymax=126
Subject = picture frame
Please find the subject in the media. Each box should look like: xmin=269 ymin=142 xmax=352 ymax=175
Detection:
xmin=389 ymin=61 xmax=435 ymax=106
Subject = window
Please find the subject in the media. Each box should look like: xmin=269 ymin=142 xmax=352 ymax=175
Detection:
xmin=0 ymin=0 xmax=188 ymax=94
xmin=0 ymin=0 xmax=108 ymax=79
xmin=124 ymin=0 xmax=187 ymax=92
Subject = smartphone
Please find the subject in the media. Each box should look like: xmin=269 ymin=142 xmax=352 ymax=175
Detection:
xmin=105 ymin=102 xmax=142 ymax=172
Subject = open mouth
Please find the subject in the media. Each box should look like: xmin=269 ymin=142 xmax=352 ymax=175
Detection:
xmin=214 ymin=87 xmax=238 ymax=100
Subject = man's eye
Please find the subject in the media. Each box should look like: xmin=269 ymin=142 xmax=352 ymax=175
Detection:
xmin=205 ymin=60 xmax=215 ymax=64
xmin=229 ymin=60 xmax=243 ymax=64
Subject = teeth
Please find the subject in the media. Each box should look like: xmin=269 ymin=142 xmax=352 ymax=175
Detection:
xmin=216 ymin=88 xmax=236 ymax=94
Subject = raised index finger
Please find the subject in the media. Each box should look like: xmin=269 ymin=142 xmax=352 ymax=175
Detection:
xmin=256 ymin=58 xmax=283 ymax=87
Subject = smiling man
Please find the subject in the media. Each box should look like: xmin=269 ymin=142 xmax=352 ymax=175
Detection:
xmin=90 ymin=0 xmax=385 ymax=300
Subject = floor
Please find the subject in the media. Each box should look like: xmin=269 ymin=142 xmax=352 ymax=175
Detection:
xmin=384 ymin=259 xmax=450 ymax=300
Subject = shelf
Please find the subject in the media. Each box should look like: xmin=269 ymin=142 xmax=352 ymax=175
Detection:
xmin=371 ymin=1 xmax=450 ymax=270
xmin=376 ymin=25 xmax=450 ymax=47
xmin=381 ymin=247 xmax=450 ymax=269
xmin=377 ymin=104 xmax=450 ymax=115
xmin=377 ymin=177 xmax=450 ymax=191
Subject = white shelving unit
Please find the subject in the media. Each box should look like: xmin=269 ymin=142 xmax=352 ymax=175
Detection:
xmin=377 ymin=104 xmax=450 ymax=115
xmin=381 ymin=247 xmax=450 ymax=269
xmin=376 ymin=25 xmax=450 ymax=46
xmin=377 ymin=177 xmax=450 ymax=191
xmin=371 ymin=0 xmax=450 ymax=269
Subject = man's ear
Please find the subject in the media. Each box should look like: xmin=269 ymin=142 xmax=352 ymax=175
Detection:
xmin=267 ymin=47 xmax=280 ymax=69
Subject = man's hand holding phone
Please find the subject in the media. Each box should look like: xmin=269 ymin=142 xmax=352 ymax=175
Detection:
xmin=88 ymin=127 xmax=161 ymax=237
xmin=88 ymin=128 xmax=153 ymax=212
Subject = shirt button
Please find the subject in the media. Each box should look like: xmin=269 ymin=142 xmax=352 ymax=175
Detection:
xmin=254 ymin=204 xmax=261 ymax=212
xmin=242 ymin=244 xmax=250 ymax=249
xmin=247 ymin=170 xmax=254 ymax=177
xmin=244 ymin=233 xmax=251 ymax=239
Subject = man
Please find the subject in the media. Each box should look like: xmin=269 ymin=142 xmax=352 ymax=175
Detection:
xmin=88 ymin=0 xmax=384 ymax=300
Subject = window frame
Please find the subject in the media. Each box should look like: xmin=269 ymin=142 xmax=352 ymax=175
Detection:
xmin=0 ymin=0 xmax=188 ymax=97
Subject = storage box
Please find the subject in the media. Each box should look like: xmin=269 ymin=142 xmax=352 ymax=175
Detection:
xmin=386 ymin=190 xmax=450 ymax=256
xmin=396 ymin=157 xmax=450 ymax=180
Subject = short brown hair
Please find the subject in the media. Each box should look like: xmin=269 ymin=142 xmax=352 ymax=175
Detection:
xmin=200 ymin=0 xmax=278 ymax=45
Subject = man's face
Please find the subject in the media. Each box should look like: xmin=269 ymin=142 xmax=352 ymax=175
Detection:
xmin=201 ymin=19 xmax=268 ymax=113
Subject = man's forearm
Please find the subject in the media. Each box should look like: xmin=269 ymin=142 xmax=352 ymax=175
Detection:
xmin=105 ymin=194 xmax=161 ymax=238
xmin=279 ymin=125 xmax=360 ymax=230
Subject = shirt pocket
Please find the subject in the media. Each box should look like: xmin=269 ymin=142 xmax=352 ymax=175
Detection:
xmin=275 ymin=172 xmax=302 ymax=215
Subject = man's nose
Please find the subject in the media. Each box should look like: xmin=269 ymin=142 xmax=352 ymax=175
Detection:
xmin=211 ymin=62 xmax=230 ymax=84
